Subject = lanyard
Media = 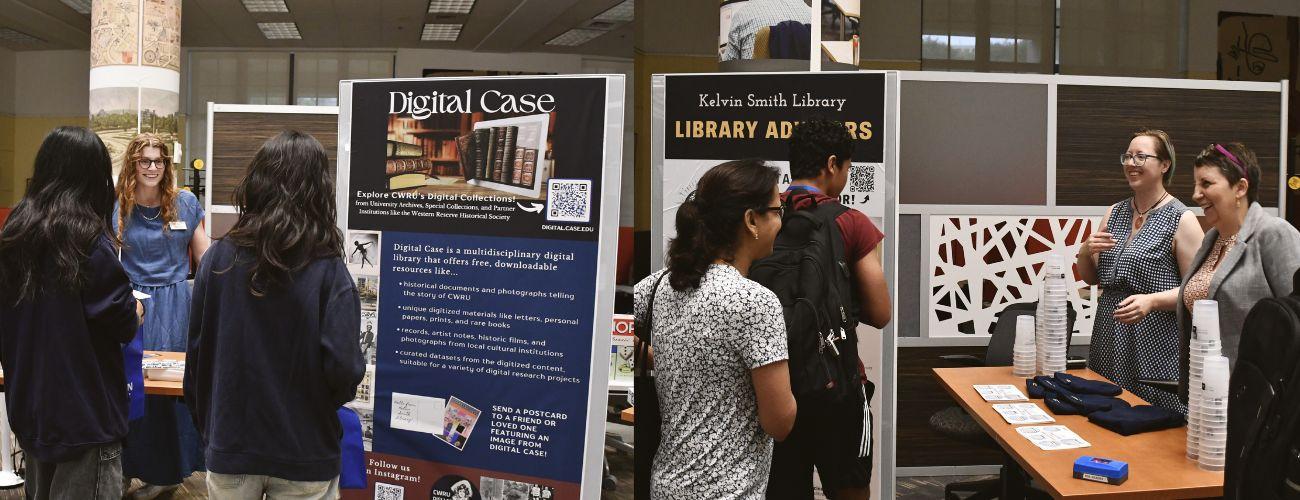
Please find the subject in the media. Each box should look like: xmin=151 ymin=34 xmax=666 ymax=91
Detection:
xmin=786 ymin=184 xmax=822 ymax=194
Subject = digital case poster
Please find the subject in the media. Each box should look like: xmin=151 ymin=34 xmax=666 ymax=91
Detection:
xmin=655 ymin=71 xmax=894 ymax=499
xmin=339 ymin=75 xmax=624 ymax=499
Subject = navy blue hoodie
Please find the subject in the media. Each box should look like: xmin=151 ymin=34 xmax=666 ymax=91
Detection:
xmin=185 ymin=239 xmax=364 ymax=481
xmin=0 ymin=235 xmax=138 ymax=463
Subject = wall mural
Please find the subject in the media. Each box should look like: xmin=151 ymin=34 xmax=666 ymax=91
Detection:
xmin=90 ymin=0 xmax=138 ymax=68
xmin=89 ymin=0 xmax=181 ymax=178
xmin=928 ymin=215 xmax=1100 ymax=338
xmin=142 ymin=0 xmax=182 ymax=72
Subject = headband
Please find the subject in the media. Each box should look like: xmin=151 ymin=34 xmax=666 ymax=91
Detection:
xmin=1213 ymin=143 xmax=1248 ymax=178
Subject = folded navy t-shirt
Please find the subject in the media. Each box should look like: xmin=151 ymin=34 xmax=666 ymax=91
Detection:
xmin=1088 ymin=405 xmax=1185 ymax=436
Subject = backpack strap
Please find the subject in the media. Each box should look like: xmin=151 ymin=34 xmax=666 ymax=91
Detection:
xmin=808 ymin=201 xmax=858 ymax=328
xmin=635 ymin=272 xmax=667 ymax=345
xmin=784 ymin=186 xmax=824 ymax=213
xmin=634 ymin=272 xmax=668 ymax=377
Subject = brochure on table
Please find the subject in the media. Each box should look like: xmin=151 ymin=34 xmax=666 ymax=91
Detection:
xmin=338 ymin=75 xmax=624 ymax=500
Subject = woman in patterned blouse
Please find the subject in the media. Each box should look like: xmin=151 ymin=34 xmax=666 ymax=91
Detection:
xmin=1077 ymin=129 xmax=1204 ymax=411
xmin=634 ymin=159 xmax=797 ymax=500
xmin=1175 ymin=143 xmax=1300 ymax=399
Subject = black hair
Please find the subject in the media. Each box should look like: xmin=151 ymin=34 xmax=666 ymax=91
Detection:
xmin=1194 ymin=142 xmax=1260 ymax=204
xmin=666 ymin=158 xmax=779 ymax=291
xmin=0 ymin=126 xmax=116 ymax=304
xmin=788 ymin=118 xmax=853 ymax=180
xmin=222 ymin=130 xmax=344 ymax=295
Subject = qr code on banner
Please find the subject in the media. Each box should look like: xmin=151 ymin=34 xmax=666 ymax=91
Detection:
xmin=547 ymin=179 xmax=592 ymax=223
xmin=849 ymin=164 xmax=875 ymax=193
xmin=375 ymin=482 xmax=404 ymax=500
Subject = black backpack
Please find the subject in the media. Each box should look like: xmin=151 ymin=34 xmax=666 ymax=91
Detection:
xmin=1225 ymin=268 xmax=1300 ymax=499
xmin=750 ymin=189 xmax=865 ymax=405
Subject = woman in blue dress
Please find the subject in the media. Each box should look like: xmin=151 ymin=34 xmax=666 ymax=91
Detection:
xmin=114 ymin=133 xmax=211 ymax=496
xmin=1076 ymin=129 xmax=1203 ymax=412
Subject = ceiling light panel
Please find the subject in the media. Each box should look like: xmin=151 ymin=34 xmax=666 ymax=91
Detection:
xmin=0 ymin=28 xmax=44 ymax=45
xmin=242 ymin=0 xmax=290 ymax=13
xmin=428 ymin=0 xmax=475 ymax=14
xmin=546 ymin=28 xmax=606 ymax=47
xmin=421 ymin=23 xmax=462 ymax=42
xmin=593 ymin=0 xmax=633 ymax=23
xmin=257 ymin=22 xmax=301 ymax=40
xmin=59 ymin=0 xmax=92 ymax=15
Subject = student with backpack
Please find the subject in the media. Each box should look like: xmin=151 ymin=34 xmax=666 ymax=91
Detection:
xmin=755 ymin=119 xmax=891 ymax=500
xmin=184 ymin=131 xmax=365 ymax=498
xmin=634 ymin=159 xmax=797 ymax=500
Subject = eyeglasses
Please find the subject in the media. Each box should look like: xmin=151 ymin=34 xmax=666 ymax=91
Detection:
xmin=1120 ymin=153 xmax=1161 ymax=166
xmin=136 ymin=158 xmax=168 ymax=170
xmin=757 ymin=205 xmax=785 ymax=218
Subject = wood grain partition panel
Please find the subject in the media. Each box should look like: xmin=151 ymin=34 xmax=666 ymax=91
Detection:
xmin=897 ymin=346 xmax=1006 ymax=467
xmin=210 ymin=112 xmax=338 ymax=207
xmin=1056 ymin=85 xmax=1281 ymax=207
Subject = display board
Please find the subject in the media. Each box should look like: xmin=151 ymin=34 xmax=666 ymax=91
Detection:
xmin=204 ymin=104 xmax=339 ymax=239
xmin=338 ymin=75 xmax=625 ymax=499
xmin=651 ymin=71 xmax=900 ymax=499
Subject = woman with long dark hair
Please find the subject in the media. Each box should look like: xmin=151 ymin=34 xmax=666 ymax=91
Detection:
xmin=184 ymin=131 xmax=364 ymax=497
xmin=0 ymin=126 xmax=141 ymax=499
xmin=634 ymin=159 xmax=797 ymax=499
xmin=115 ymin=133 xmax=210 ymax=497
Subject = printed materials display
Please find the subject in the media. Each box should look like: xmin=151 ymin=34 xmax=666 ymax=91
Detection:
xmin=975 ymin=385 xmax=1028 ymax=402
xmin=1017 ymin=425 xmax=1091 ymax=451
xmin=339 ymin=75 xmax=624 ymax=499
xmin=993 ymin=403 xmax=1056 ymax=425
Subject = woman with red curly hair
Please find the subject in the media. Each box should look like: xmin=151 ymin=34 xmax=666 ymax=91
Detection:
xmin=113 ymin=133 xmax=211 ymax=496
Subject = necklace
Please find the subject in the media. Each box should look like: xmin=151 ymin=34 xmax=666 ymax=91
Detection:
xmin=138 ymin=204 xmax=161 ymax=221
xmin=1132 ymin=191 xmax=1170 ymax=226
xmin=1208 ymin=234 xmax=1238 ymax=271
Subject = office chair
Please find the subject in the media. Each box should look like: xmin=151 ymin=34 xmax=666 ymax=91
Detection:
xmin=931 ymin=301 xmax=1078 ymax=500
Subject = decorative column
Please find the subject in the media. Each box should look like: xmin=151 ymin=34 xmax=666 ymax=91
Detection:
xmin=89 ymin=0 xmax=181 ymax=177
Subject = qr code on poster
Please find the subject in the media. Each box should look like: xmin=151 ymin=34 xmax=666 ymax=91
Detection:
xmin=375 ymin=482 xmax=404 ymax=500
xmin=849 ymin=164 xmax=875 ymax=193
xmin=847 ymin=165 xmax=878 ymax=192
xmin=547 ymin=179 xmax=592 ymax=223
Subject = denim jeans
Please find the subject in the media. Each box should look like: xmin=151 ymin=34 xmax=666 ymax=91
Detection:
xmin=206 ymin=472 xmax=339 ymax=500
xmin=24 ymin=442 xmax=123 ymax=500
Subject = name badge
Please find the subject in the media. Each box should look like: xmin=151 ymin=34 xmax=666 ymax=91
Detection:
xmin=169 ymin=221 xmax=188 ymax=231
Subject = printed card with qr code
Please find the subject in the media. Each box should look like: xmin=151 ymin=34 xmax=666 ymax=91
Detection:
xmin=546 ymin=179 xmax=593 ymax=223
xmin=374 ymin=482 xmax=404 ymax=500
xmin=843 ymin=162 xmax=885 ymax=216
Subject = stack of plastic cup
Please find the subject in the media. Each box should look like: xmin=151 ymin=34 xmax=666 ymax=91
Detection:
xmin=1196 ymin=355 xmax=1230 ymax=471
xmin=1036 ymin=254 xmax=1071 ymax=375
xmin=1187 ymin=299 xmax=1222 ymax=461
xmin=1013 ymin=315 xmax=1036 ymax=377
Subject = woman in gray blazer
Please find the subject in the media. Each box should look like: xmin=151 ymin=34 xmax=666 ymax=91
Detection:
xmin=1177 ymin=142 xmax=1300 ymax=400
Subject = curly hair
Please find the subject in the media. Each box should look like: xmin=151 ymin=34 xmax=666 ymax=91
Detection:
xmin=1194 ymin=142 xmax=1260 ymax=204
xmin=116 ymin=133 xmax=178 ymax=244
xmin=789 ymin=118 xmax=853 ymax=180
xmin=666 ymin=159 xmax=779 ymax=291
xmin=221 ymin=131 xmax=344 ymax=296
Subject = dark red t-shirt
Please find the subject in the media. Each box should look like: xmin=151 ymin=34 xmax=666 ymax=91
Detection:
xmin=781 ymin=189 xmax=884 ymax=263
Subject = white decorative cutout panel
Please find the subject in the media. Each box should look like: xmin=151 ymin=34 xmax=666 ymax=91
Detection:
xmin=928 ymin=216 xmax=1101 ymax=338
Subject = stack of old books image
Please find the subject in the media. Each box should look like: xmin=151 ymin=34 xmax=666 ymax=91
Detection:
xmin=386 ymin=115 xmax=467 ymax=190
xmin=457 ymin=125 xmax=540 ymax=189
